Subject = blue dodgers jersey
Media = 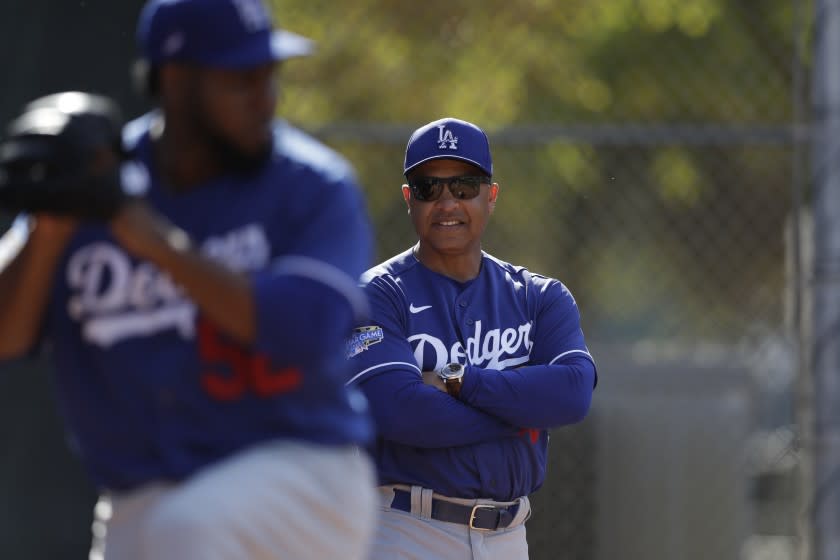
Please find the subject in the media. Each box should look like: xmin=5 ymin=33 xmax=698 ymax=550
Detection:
xmin=348 ymin=248 xmax=595 ymax=501
xmin=36 ymin=114 xmax=374 ymax=490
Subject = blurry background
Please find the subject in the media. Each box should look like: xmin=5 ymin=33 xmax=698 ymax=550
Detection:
xmin=0 ymin=0 xmax=825 ymax=559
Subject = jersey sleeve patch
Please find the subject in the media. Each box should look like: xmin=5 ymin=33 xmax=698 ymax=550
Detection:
xmin=346 ymin=325 xmax=384 ymax=358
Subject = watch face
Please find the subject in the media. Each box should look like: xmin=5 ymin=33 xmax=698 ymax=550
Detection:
xmin=440 ymin=363 xmax=464 ymax=379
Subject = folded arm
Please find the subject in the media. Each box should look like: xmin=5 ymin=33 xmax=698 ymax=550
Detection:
xmin=359 ymin=367 xmax=520 ymax=448
xmin=459 ymin=354 xmax=595 ymax=429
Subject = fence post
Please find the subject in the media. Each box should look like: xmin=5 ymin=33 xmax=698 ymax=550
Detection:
xmin=810 ymin=1 xmax=840 ymax=558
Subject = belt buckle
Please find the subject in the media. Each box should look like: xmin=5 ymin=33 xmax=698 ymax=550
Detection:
xmin=469 ymin=504 xmax=497 ymax=530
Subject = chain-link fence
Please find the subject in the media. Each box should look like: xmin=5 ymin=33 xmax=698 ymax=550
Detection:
xmin=322 ymin=129 xmax=801 ymax=560
xmin=299 ymin=2 xmax=811 ymax=559
xmin=0 ymin=0 xmax=819 ymax=558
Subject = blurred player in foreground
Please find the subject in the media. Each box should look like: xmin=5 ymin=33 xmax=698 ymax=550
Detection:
xmin=347 ymin=117 xmax=597 ymax=559
xmin=0 ymin=0 xmax=377 ymax=558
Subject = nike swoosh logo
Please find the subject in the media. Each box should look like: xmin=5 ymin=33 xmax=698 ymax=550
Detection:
xmin=409 ymin=304 xmax=432 ymax=314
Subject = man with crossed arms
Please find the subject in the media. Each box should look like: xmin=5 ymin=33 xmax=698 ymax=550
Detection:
xmin=347 ymin=117 xmax=597 ymax=559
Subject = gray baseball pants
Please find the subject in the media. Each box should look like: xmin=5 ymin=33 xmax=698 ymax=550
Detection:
xmin=89 ymin=442 xmax=377 ymax=560
xmin=368 ymin=485 xmax=531 ymax=560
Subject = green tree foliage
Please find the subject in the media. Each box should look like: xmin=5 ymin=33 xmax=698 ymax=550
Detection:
xmin=275 ymin=0 xmax=802 ymax=123
xmin=271 ymin=0 xmax=810 ymax=343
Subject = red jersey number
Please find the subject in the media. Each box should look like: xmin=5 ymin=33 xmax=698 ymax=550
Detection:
xmin=518 ymin=428 xmax=540 ymax=445
xmin=197 ymin=318 xmax=302 ymax=400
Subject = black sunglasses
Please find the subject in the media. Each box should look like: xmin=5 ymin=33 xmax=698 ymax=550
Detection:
xmin=407 ymin=175 xmax=491 ymax=202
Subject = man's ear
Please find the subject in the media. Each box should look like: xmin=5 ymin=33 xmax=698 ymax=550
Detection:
xmin=132 ymin=59 xmax=157 ymax=97
xmin=402 ymin=185 xmax=411 ymax=210
xmin=488 ymin=183 xmax=499 ymax=213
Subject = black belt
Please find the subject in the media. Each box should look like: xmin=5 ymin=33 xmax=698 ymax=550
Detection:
xmin=390 ymin=489 xmax=519 ymax=531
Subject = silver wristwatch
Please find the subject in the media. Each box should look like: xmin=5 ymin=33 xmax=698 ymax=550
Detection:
xmin=437 ymin=362 xmax=465 ymax=398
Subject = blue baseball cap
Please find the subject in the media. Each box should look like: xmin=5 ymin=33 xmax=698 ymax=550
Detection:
xmin=403 ymin=117 xmax=493 ymax=177
xmin=137 ymin=0 xmax=314 ymax=68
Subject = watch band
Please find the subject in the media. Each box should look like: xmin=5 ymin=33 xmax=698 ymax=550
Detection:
xmin=444 ymin=376 xmax=463 ymax=398
xmin=438 ymin=363 xmax=465 ymax=398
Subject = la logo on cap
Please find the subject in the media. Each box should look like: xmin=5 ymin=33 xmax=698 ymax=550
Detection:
xmin=437 ymin=125 xmax=458 ymax=150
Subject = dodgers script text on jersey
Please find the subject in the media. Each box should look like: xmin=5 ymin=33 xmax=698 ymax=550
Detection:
xmin=348 ymin=248 xmax=596 ymax=501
